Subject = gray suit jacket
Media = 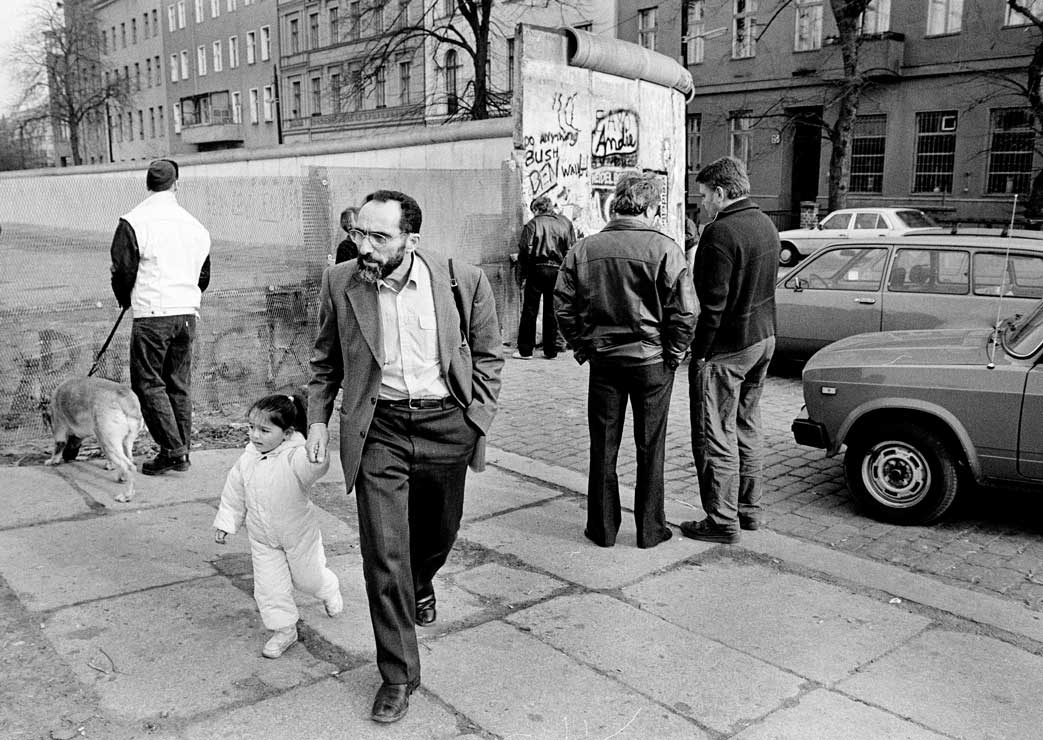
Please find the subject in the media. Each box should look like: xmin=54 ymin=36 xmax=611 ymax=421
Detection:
xmin=307 ymin=249 xmax=504 ymax=487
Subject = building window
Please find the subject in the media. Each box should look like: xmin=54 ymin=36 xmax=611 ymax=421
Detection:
xmin=349 ymin=2 xmax=361 ymax=40
xmin=733 ymin=0 xmax=756 ymax=58
xmin=168 ymin=5 xmax=175 ymax=33
xmin=194 ymin=0 xmax=203 ymax=23
xmin=290 ymin=17 xmax=300 ymax=53
xmin=229 ymin=36 xmax=239 ymax=67
xmin=211 ymin=0 xmax=220 ymax=17
xmin=158 ymin=105 xmax=165 ymax=134
xmin=260 ymin=26 xmax=271 ymax=61
xmin=329 ymin=5 xmax=339 ymax=41
xmin=180 ymin=50 xmax=189 ymax=79
xmin=263 ymin=85 xmax=274 ymax=121
xmin=291 ymin=79 xmax=302 ymax=118
xmin=249 ymin=87 xmax=259 ymax=123
xmin=638 ymin=7 xmax=657 ymax=51
xmin=375 ymin=65 xmax=386 ymax=108
xmin=684 ymin=0 xmax=705 ymax=65
xmin=506 ymin=38 xmax=515 ymax=93
xmin=231 ymin=91 xmax=241 ymax=122
xmin=309 ymin=12 xmax=320 ymax=47
xmin=177 ymin=0 xmax=186 ymax=28
xmin=170 ymin=54 xmax=179 ymax=82
xmin=374 ymin=3 xmax=384 ymax=34
xmin=173 ymin=102 xmax=182 ymax=133
xmin=730 ymin=113 xmax=753 ymax=169
xmin=127 ymin=112 xmax=134 ymax=141
xmin=138 ymin=110 xmax=144 ymax=139
xmin=246 ymin=31 xmax=256 ymax=64
xmin=152 ymin=9 xmax=159 ymax=35
xmin=398 ymin=61 xmax=410 ymax=104
xmin=197 ymin=45 xmax=207 ymax=76
xmin=213 ymin=40 xmax=223 ymax=72
xmin=396 ymin=0 xmax=409 ymax=29
xmin=146 ymin=58 xmax=153 ymax=87
xmin=913 ymin=110 xmax=957 ymax=193
xmin=926 ymin=0 xmax=962 ymax=35
xmin=135 ymin=62 xmax=141 ymax=91
xmin=330 ymin=71 xmax=342 ymax=111
xmin=143 ymin=13 xmax=149 ymax=38
xmin=121 ymin=22 xmax=127 ymax=48
xmin=686 ymin=113 xmax=702 ymax=172
xmin=861 ymin=0 xmax=890 ymax=34
xmin=850 ymin=114 xmax=886 ymax=192
xmin=351 ymin=68 xmax=363 ymax=109
xmin=227 ymin=0 xmax=237 ymax=10
xmin=987 ymin=108 xmax=1035 ymax=194
xmin=794 ymin=0 xmax=823 ymax=51
xmin=445 ymin=49 xmax=460 ymax=114
xmin=1007 ymin=0 xmax=1043 ymax=25
xmin=131 ymin=18 xmax=137 ymax=44
xmin=311 ymin=77 xmax=322 ymax=115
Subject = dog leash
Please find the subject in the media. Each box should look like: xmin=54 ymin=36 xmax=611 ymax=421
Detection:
xmin=87 ymin=306 xmax=129 ymax=378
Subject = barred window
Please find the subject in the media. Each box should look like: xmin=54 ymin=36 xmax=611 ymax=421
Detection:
xmin=851 ymin=114 xmax=886 ymax=193
xmin=913 ymin=110 xmax=957 ymax=193
xmin=986 ymin=108 xmax=1035 ymax=195
xmin=733 ymin=0 xmax=756 ymax=59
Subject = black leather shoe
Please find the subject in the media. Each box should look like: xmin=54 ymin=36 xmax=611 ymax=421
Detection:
xmin=680 ymin=519 xmax=740 ymax=544
xmin=739 ymin=515 xmax=761 ymax=531
xmin=141 ymin=453 xmax=190 ymax=476
xmin=638 ymin=527 xmax=672 ymax=549
xmin=371 ymin=680 xmax=418 ymax=723
xmin=415 ymin=594 xmax=437 ymax=626
xmin=583 ymin=528 xmax=614 ymax=548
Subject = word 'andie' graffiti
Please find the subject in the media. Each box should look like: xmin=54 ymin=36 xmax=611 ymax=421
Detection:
xmin=591 ymin=110 xmax=639 ymax=169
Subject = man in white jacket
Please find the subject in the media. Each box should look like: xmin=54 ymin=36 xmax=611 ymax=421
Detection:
xmin=110 ymin=159 xmax=211 ymax=475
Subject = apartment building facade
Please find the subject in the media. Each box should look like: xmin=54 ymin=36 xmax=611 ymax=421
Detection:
xmin=164 ymin=0 xmax=279 ymax=153
xmin=276 ymin=0 xmax=616 ymax=144
xmin=618 ymin=0 xmax=1041 ymax=225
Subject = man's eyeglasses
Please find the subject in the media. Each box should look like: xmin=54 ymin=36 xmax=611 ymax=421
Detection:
xmin=347 ymin=228 xmax=404 ymax=248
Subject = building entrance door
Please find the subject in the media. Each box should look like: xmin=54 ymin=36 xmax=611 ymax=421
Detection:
xmin=790 ymin=108 xmax=822 ymax=220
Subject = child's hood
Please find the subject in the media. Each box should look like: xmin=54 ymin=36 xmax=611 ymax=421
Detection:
xmin=244 ymin=431 xmax=307 ymax=460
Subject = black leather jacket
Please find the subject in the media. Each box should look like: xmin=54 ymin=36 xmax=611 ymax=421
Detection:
xmin=518 ymin=213 xmax=575 ymax=272
xmin=553 ymin=217 xmax=696 ymax=366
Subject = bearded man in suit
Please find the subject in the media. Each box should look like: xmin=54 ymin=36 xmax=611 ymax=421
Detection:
xmin=305 ymin=189 xmax=503 ymax=723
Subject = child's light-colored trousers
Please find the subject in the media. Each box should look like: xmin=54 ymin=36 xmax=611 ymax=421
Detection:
xmin=250 ymin=528 xmax=340 ymax=630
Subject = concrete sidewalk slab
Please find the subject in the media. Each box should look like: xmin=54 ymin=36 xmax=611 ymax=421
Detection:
xmin=461 ymin=496 xmax=710 ymax=590
xmin=179 ymin=668 xmax=461 ymax=740
xmin=0 ymin=502 xmax=247 ymax=611
xmin=424 ymin=620 xmax=706 ymax=739
xmin=454 ymin=562 xmax=567 ymax=607
xmin=838 ymin=629 xmax=1043 ymax=739
xmin=507 ymin=592 xmax=803 ymax=734
xmin=732 ymin=688 xmax=949 ymax=740
xmin=461 ymin=464 xmax=566 ymax=523
xmin=44 ymin=577 xmax=336 ymax=723
xmin=625 ymin=560 xmax=932 ymax=684
xmin=0 ymin=467 xmax=93 ymax=527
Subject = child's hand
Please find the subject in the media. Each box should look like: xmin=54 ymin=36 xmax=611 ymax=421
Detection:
xmin=214 ymin=529 xmax=228 ymax=545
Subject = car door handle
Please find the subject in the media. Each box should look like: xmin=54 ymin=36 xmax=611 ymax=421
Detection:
xmin=854 ymin=297 xmax=876 ymax=304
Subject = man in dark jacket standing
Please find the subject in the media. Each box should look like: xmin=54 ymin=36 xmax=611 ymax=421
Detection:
xmin=682 ymin=156 xmax=779 ymax=544
xmin=554 ymin=173 xmax=696 ymax=549
xmin=513 ymin=195 xmax=575 ymax=359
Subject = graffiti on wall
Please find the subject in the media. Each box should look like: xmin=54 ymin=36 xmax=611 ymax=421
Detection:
xmin=522 ymin=92 xmax=590 ymax=200
xmin=591 ymin=109 xmax=639 ymax=168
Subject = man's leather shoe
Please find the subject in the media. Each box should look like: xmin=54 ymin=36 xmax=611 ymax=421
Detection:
xmin=141 ymin=453 xmax=190 ymax=476
xmin=415 ymin=594 xmax=437 ymax=626
xmin=638 ymin=527 xmax=672 ymax=549
xmin=371 ymin=680 xmax=418 ymax=723
xmin=583 ymin=528 xmax=614 ymax=547
xmin=680 ymin=519 xmax=740 ymax=544
xmin=739 ymin=514 xmax=761 ymax=531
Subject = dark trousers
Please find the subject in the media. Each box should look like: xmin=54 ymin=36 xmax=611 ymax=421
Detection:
xmin=586 ymin=361 xmax=674 ymax=548
xmin=129 ymin=315 xmax=195 ymax=457
xmin=517 ymin=264 xmax=561 ymax=357
xmin=354 ymin=403 xmax=477 ymax=686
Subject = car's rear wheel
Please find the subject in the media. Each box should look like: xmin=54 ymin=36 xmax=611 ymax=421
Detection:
xmin=779 ymin=242 xmax=801 ymax=267
xmin=843 ymin=422 xmax=960 ymax=525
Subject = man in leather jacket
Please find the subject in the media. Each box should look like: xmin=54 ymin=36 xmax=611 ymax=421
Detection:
xmin=554 ymin=173 xmax=696 ymax=549
xmin=513 ymin=196 xmax=575 ymax=359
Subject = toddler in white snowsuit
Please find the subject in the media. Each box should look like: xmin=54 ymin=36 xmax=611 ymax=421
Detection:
xmin=214 ymin=392 xmax=343 ymax=659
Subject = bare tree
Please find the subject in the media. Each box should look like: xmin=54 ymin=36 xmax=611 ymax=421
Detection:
xmin=9 ymin=0 xmax=128 ymax=165
xmin=1000 ymin=1 xmax=1043 ymax=220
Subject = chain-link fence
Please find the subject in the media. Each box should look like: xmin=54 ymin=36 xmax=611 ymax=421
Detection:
xmin=0 ymin=162 xmax=522 ymax=453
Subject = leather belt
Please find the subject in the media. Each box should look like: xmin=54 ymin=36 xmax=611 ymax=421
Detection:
xmin=377 ymin=397 xmax=454 ymax=410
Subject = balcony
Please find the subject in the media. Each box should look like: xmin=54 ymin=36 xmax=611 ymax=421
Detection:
xmin=180 ymin=109 xmax=244 ymax=145
xmin=858 ymin=32 xmax=905 ymax=79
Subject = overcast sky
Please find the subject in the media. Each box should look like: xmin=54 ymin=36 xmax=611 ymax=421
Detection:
xmin=0 ymin=0 xmax=43 ymax=112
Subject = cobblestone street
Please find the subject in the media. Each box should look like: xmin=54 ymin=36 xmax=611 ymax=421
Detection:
xmin=494 ymin=352 xmax=1043 ymax=612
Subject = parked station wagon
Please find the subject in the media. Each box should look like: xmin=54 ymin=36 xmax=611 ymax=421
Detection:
xmin=777 ymin=207 xmax=938 ymax=266
xmin=792 ymin=298 xmax=1043 ymax=524
xmin=775 ymin=231 xmax=1043 ymax=362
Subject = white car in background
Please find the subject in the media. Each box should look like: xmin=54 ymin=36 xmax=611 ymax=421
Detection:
xmin=777 ymin=207 xmax=938 ymax=266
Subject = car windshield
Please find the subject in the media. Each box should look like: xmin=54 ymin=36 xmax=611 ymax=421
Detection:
xmin=895 ymin=210 xmax=938 ymax=228
xmin=1003 ymin=298 xmax=1043 ymax=357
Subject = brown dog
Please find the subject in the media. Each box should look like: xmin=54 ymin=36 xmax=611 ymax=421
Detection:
xmin=42 ymin=377 xmax=144 ymax=502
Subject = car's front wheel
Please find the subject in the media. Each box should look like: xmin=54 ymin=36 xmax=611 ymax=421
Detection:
xmin=843 ymin=422 xmax=960 ymax=525
xmin=779 ymin=242 xmax=801 ymax=267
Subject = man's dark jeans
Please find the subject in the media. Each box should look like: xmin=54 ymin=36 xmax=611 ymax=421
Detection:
xmin=130 ymin=315 xmax=196 ymax=457
xmin=517 ymin=264 xmax=562 ymax=357
xmin=586 ymin=360 xmax=674 ymax=548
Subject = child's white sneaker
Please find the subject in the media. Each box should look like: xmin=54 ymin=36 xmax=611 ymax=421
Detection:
xmin=324 ymin=590 xmax=344 ymax=617
xmin=262 ymin=626 xmax=298 ymax=659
